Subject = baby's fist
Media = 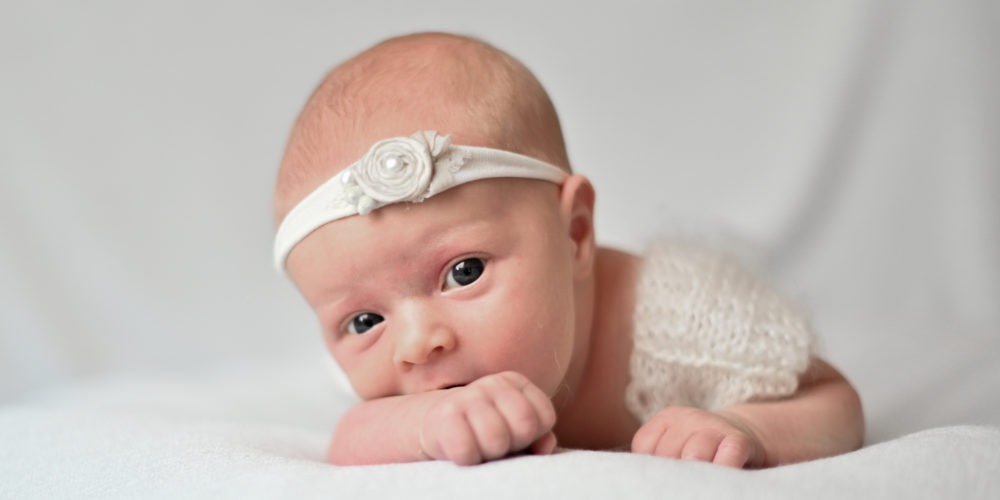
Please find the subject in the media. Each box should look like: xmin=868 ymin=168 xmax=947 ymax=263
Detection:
xmin=419 ymin=371 xmax=557 ymax=465
xmin=631 ymin=407 xmax=763 ymax=468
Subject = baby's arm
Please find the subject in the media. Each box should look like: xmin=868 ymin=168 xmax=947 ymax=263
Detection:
xmin=631 ymin=357 xmax=863 ymax=468
xmin=328 ymin=371 xmax=557 ymax=466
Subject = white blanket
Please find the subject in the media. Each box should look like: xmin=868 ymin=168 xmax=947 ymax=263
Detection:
xmin=2 ymin=359 xmax=998 ymax=499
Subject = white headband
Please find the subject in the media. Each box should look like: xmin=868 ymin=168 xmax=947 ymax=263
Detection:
xmin=273 ymin=130 xmax=569 ymax=270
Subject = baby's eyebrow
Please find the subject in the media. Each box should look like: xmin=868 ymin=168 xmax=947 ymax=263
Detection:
xmin=312 ymin=290 xmax=352 ymax=317
xmin=372 ymin=217 xmax=493 ymax=267
xmin=312 ymin=219 xmax=498 ymax=309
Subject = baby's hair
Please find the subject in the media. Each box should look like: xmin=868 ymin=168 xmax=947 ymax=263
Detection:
xmin=274 ymin=32 xmax=571 ymax=224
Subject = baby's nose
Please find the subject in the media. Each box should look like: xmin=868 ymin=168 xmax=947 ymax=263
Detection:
xmin=391 ymin=306 xmax=457 ymax=368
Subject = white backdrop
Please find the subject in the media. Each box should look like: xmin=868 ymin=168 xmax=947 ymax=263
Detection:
xmin=2 ymin=1 xmax=998 ymax=442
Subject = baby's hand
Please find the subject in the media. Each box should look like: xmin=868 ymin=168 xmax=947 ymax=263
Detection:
xmin=631 ymin=407 xmax=764 ymax=468
xmin=418 ymin=371 xmax=557 ymax=465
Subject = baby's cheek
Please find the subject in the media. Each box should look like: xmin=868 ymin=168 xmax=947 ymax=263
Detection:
xmin=334 ymin=354 xmax=391 ymax=399
xmin=519 ymin=335 xmax=576 ymax=396
xmin=350 ymin=372 xmax=396 ymax=399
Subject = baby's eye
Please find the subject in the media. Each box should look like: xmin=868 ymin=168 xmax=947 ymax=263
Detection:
xmin=444 ymin=257 xmax=486 ymax=290
xmin=347 ymin=312 xmax=384 ymax=335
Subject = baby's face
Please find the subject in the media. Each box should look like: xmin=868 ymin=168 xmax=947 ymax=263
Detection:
xmin=287 ymin=178 xmax=582 ymax=400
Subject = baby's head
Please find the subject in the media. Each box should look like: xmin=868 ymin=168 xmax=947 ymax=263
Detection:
xmin=274 ymin=33 xmax=596 ymax=402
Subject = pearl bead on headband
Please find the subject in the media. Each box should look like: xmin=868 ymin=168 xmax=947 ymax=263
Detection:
xmin=273 ymin=130 xmax=570 ymax=270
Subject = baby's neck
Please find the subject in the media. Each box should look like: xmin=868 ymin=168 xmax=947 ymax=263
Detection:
xmin=552 ymin=246 xmax=641 ymax=450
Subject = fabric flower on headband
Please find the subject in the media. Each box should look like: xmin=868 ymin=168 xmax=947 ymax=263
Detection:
xmin=339 ymin=131 xmax=469 ymax=214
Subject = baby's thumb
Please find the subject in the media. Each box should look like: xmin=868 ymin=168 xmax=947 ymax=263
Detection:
xmin=530 ymin=431 xmax=557 ymax=455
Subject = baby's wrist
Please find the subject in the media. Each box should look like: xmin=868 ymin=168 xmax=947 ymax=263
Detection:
xmin=412 ymin=388 xmax=455 ymax=462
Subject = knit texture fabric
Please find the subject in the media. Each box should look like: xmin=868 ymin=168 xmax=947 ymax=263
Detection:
xmin=625 ymin=241 xmax=815 ymax=423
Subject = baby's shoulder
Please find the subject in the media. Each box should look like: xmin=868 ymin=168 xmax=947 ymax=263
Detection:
xmin=594 ymin=245 xmax=640 ymax=271
xmin=591 ymin=246 xmax=641 ymax=323
xmin=593 ymin=246 xmax=641 ymax=293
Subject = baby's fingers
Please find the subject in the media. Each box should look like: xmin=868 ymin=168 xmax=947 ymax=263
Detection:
xmin=530 ymin=431 xmax=557 ymax=455
xmin=680 ymin=431 xmax=724 ymax=462
xmin=493 ymin=373 xmax=555 ymax=421
xmin=466 ymin=404 xmax=513 ymax=461
xmin=492 ymin=384 xmax=549 ymax=448
xmin=631 ymin=418 xmax=668 ymax=455
xmin=429 ymin=408 xmax=481 ymax=465
xmin=512 ymin=375 xmax=557 ymax=432
xmin=712 ymin=434 xmax=753 ymax=468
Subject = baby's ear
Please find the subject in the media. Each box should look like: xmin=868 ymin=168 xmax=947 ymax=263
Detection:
xmin=559 ymin=175 xmax=596 ymax=280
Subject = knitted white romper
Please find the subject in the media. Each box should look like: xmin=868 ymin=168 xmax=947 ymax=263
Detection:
xmin=624 ymin=241 xmax=816 ymax=423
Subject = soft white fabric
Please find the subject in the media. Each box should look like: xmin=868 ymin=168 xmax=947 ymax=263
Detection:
xmin=1 ymin=359 xmax=997 ymax=499
xmin=626 ymin=241 xmax=814 ymax=422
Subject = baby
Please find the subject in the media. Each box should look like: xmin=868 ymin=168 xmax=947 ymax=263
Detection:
xmin=273 ymin=32 xmax=864 ymax=468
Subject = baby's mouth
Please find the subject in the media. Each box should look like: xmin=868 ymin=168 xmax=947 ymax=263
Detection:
xmin=439 ymin=383 xmax=466 ymax=390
